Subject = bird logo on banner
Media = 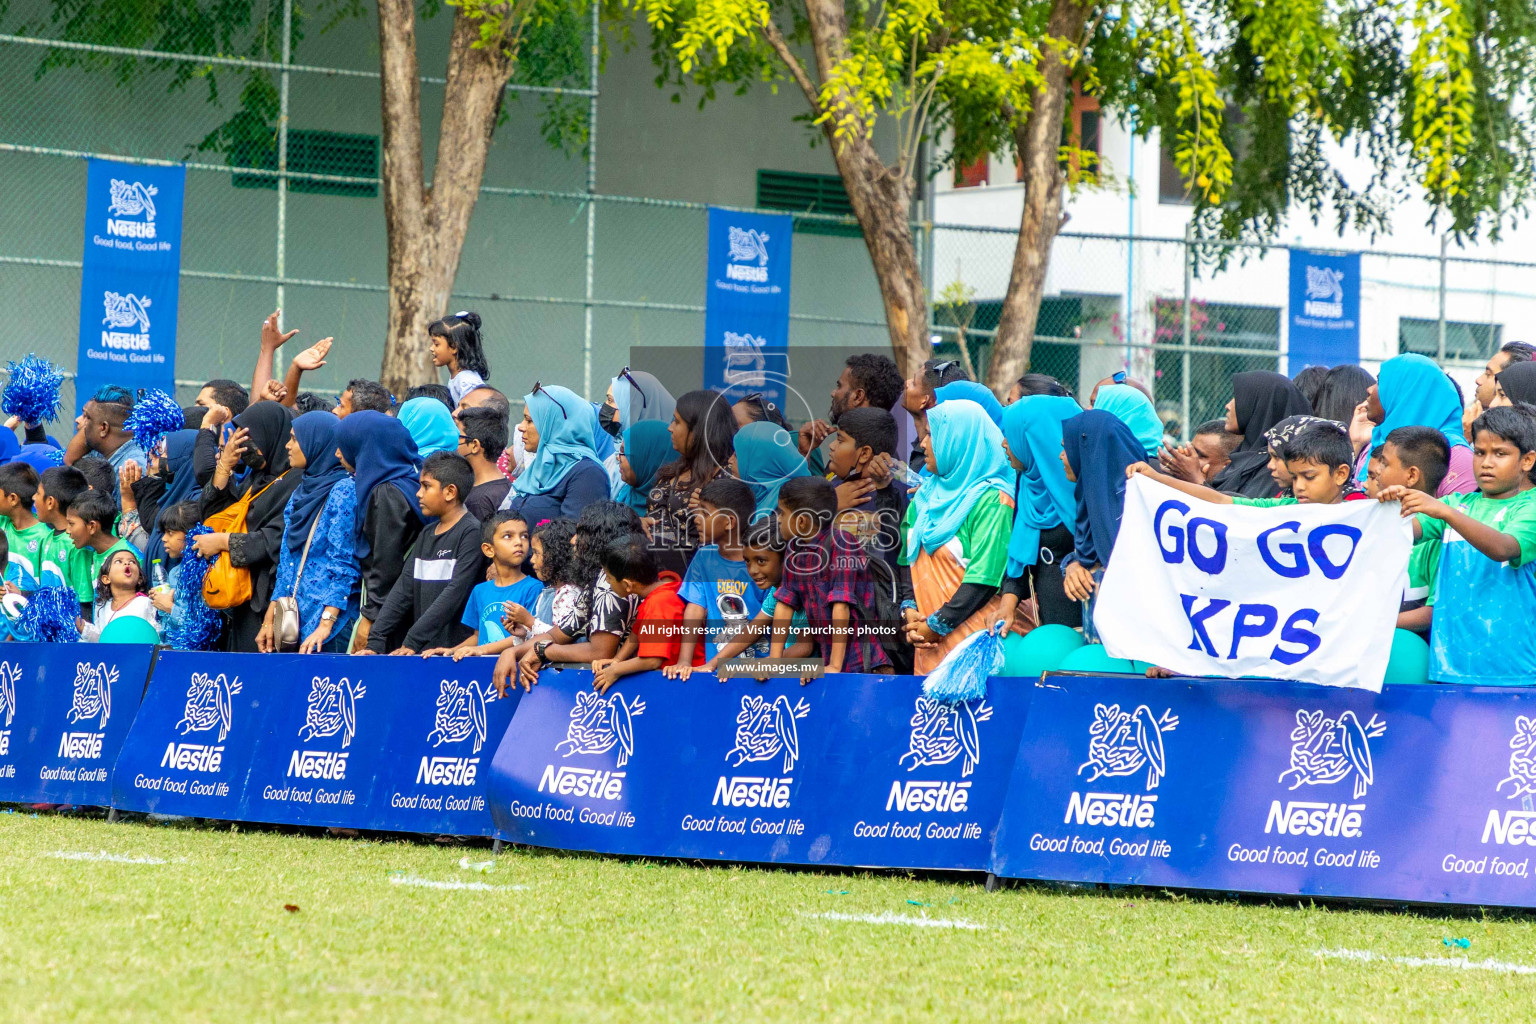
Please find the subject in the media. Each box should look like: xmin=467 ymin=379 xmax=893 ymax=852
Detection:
xmin=107 ymin=179 xmax=158 ymax=221
xmin=900 ymin=696 xmax=992 ymax=778
xmin=300 ymin=676 xmax=367 ymax=749
xmin=428 ymin=677 xmax=490 ymax=754
xmin=727 ymin=694 xmax=809 ymax=774
xmin=177 ymin=672 xmax=242 ymax=743
xmin=0 ymin=661 xmax=18 ymax=729
xmin=1279 ymin=708 xmax=1386 ymax=800
xmin=68 ymin=662 xmax=116 ymax=730
xmin=558 ymin=690 xmax=646 ymax=768
xmin=1498 ymin=716 xmax=1536 ymax=801
xmin=1078 ymin=703 xmax=1180 ymax=791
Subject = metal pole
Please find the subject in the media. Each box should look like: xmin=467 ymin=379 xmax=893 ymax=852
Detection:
xmin=1437 ymin=233 xmax=1448 ymax=362
xmin=581 ymin=0 xmax=599 ymax=400
xmin=1181 ymin=222 xmax=1193 ymax=442
xmin=1124 ymin=110 xmax=1136 ymax=369
xmin=275 ymin=0 xmax=293 ymax=369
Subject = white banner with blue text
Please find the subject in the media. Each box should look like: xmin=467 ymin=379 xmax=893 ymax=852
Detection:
xmin=1093 ymin=476 xmax=1411 ymax=690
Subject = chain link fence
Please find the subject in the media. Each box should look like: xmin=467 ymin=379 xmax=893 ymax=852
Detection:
xmin=3 ymin=10 xmax=1536 ymax=436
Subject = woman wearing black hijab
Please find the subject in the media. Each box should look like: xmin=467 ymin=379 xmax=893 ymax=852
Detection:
xmin=1493 ymin=361 xmax=1536 ymax=408
xmin=191 ymin=401 xmax=301 ymax=651
xmin=1209 ymin=371 xmax=1313 ymax=499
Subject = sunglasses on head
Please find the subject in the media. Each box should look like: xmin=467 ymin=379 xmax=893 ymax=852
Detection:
xmin=741 ymin=391 xmax=780 ymax=414
xmin=617 ymin=367 xmax=647 ymax=410
xmin=531 ymin=382 xmax=569 ymax=419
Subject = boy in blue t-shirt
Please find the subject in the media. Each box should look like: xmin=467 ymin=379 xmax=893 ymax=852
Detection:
xmin=677 ymin=478 xmax=766 ymax=664
xmin=1379 ymin=406 xmax=1536 ymax=685
xmin=421 ymin=511 xmax=542 ymax=660
xmin=666 ymin=514 xmax=816 ymax=679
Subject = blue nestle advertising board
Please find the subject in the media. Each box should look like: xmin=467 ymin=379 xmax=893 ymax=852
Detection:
xmin=112 ymin=652 xmax=518 ymax=835
xmin=487 ymin=669 xmax=1031 ymax=870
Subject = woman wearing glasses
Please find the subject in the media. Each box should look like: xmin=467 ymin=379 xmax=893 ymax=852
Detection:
xmin=597 ymin=367 xmax=675 ymax=494
xmin=501 ymin=383 xmax=609 ymax=526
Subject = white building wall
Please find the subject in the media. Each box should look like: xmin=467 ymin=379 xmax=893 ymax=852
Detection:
xmin=933 ymin=112 xmax=1536 ymax=390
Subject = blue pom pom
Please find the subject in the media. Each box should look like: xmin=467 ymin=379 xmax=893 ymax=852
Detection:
xmin=123 ymin=388 xmax=184 ymax=457
xmin=14 ymin=585 xmax=81 ymax=643
xmin=922 ymin=620 xmax=1007 ymax=703
xmin=161 ymin=524 xmax=221 ymax=651
xmin=1 ymin=355 xmax=65 ymax=426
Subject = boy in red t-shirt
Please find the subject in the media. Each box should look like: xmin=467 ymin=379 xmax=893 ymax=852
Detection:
xmin=591 ymin=533 xmax=703 ymax=693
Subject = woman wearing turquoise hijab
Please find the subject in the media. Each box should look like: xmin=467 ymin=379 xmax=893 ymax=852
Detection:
xmin=898 ymin=399 xmax=1027 ymax=674
xmin=502 ymin=384 xmax=610 ymax=525
xmin=1092 ymin=383 xmax=1164 ymax=458
xmin=616 ymin=420 xmax=673 ymax=515
xmin=998 ymin=395 xmax=1083 ymax=628
xmin=1362 ymin=353 xmax=1474 ymax=495
xmin=731 ymin=421 xmax=812 ymax=521
xmin=397 ymin=397 xmax=458 ymax=460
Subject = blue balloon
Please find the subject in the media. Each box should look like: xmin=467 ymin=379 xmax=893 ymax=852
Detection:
xmin=1059 ymin=643 xmax=1144 ymax=675
xmin=99 ymin=616 xmax=161 ymax=645
xmin=1384 ymin=628 xmax=1430 ymax=685
xmin=1001 ymin=625 xmax=1085 ymax=678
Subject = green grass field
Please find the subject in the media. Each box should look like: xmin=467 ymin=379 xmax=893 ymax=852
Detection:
xmin=2 ymin=812 xmax=1534 ymax=1022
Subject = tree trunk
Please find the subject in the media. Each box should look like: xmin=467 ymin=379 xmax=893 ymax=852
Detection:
xmin=376 ymin=2 xmax=517 ymax=396
xmin=829 ymin=138 xmax=930 ymax=378
xmin=801 ymin=0 xmax=929 ymax=377
xmin=986 ymin=0 xmax=1090 ymax=394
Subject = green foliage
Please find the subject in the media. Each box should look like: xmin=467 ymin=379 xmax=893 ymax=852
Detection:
xmin=632 ymin=0 xmax=1536 ymax=245
xmin=12 ymin=0 xmax=606 ymax=166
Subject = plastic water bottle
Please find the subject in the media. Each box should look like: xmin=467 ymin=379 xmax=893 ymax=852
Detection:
xmin=888 ymin=460 xmax=922 ymax=487
xmin=150 ymin=558 xmax=166 ymax=592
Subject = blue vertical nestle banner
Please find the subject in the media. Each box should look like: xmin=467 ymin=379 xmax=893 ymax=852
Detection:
xmin=703 ymin=207 xmax=792 ymax=408
xmin=1287 ymin=249 xmax=1360 ymax=371
xmin=76 ymin=158 xmax=184 ymax=411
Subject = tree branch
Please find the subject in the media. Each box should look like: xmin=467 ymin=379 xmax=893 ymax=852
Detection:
xmin=759 ymin=15 xmax=821 ymax=114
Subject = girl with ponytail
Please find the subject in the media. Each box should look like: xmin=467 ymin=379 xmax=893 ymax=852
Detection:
xmin=429 ymin=311 xmax=491 ymax=406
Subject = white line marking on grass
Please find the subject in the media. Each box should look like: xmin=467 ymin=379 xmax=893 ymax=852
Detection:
xmin=49 ymin=850 xmax=170 ymax=865
xmin=800 ymin=911 xmax=986 ymax=930
xmin=388 ymin=874 xmax=526 ymax=893
xmin=1316 ymin=948 xmax=1536 ymax=976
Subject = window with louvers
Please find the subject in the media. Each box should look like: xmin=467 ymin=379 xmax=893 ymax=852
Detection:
xmin=755 ymin=170 xmax=861 ymax=236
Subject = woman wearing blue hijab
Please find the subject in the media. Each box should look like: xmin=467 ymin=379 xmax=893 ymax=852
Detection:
xmin=998 ymin=395 xmax=1083 ymax=628
xmin=934 ymin=380 xmax=1004 ymax=427
xmin=898 ymin=399 xmax=1024 ymax=674
xmin=503 ymin=384 xmax=609 ymax=525
xmin=261 ymin=412 xmax=359 ymax=653
xmin=731 ymin=421 xmax=813 ymax=521
xmin=398 ymin=397 xmax=459 ymax=460
xmin=1093 ymin=384 xmax=1164 ymax=458
xmin=617 ymin=420 xmax=672 ymax=516
xmin=598 ymin=369 xmax=676 ymax=494
xmin=1362 ymin=353 xmax=1474 ymax=495
xmin=337 ymin=410 xmax=424 ymax=654
xmin=1061 ymin=409 xmax=1146 ymax=642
